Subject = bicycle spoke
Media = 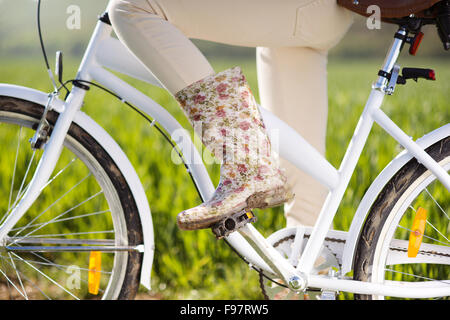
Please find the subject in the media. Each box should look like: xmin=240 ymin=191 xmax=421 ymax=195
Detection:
xmin=0 ymin=254 xmax=28 ymax=299
xmin=2 ymin=246 xmax=106 ymax=298
xmin=13 ymin=150 xmax=36 ymax=206
xmin=7 ymin=127 xmax=22 ymax=213
xmin=403 ymin=204 xmax=449 ymax=245
xmin=25 ymin=189 xmax=103 ymax=237
xmin=23 ymin=249 xmax=106 ymax=295
xmin=385 ymin=268 xmax=450 ymax=285
xmin=4 ymin=254 xmax=112 ymax=275
xmin=9 ymin=252 xmax=79 ymax=300
xmin=0 ymin=103 xmax=137 ymax=299
xmin=40 ymin=156 xmax=78 ymax=192
xmin=11 ymin=173 xmax=93 ymax=237
xmin=425 ymin=188 xmax=449 ymax=221
xmin=6 ymin=245 xmax=138 ymax=252
xmin=426 ymin=220 xmax=450 ymax=244
xmin=0 ymin=268 xmax=27 ymax=299
xmin=9 ymin=209 xmax=111 ymax=234
xmin=397 ymin=225 xmax=450 ymax=246
xmin=11 ymin=246 xmax=107 ymax=296
xmin=15 ymin=230 xmax=115 ymax=238
xmin=6 ymin=157 xmax=79 ymax=221
xmin=7 ymin=252 xmax=28 ymax=300
xmin=1 ymin=149 xmax=36 ymax=225
xmin=7 ymin=237 xmax=114 ymax=245
xmin=11 ymin=177 xmax=98 ymax=239
xmin=0 ymin=257 xmax=13 ymax=299
xmin=0 ymin=253 xmax=50 ymax=300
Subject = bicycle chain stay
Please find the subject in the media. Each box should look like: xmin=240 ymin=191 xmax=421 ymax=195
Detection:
xmin=259 ymin=234 xmax=341 ymax=300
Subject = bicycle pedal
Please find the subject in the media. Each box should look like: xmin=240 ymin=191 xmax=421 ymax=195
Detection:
xmin=211 ymin=210 xmax=257 ymax=239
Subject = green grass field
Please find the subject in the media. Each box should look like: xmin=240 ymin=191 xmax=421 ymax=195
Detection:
xmin=0 ymin=55 xmax=448 ymax=299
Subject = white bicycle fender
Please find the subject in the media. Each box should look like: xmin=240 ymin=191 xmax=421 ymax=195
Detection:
xmin=0 ymin=83 xmax=154 ymax=289
xmin=341 ymin=123 xmax=450 ymax=275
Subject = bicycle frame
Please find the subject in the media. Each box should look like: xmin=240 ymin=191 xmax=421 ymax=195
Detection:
xmin=0 ymin=2 xmax=448 ymax=298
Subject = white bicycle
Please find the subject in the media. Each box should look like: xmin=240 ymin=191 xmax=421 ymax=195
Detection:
xmin=0 ymin=0 xmax=448 ymax=300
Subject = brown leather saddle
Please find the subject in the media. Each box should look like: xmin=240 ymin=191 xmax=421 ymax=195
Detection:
xmin=337 ymin=0 xmax=440 ymax=18
xmin=338 ymin=0 xmax=450 ymax=50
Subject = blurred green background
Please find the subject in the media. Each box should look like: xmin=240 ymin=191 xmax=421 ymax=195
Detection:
xmin=0 ymin=0 xmax=449 ymax=299
xmin=1 ymin=0 xmax=449 ymax=60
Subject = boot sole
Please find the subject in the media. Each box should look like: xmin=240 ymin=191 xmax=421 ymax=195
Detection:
xmin=177 ymin=186 xmax=294 ymax=231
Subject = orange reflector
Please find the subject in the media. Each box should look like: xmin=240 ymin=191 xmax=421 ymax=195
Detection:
xmin=407 ymin=207 xmax=427 ymax=258
xmin=88 ymin=251 xmax=102 ymax=295
xmin=246 ymin=212 xmax=253 ymax=219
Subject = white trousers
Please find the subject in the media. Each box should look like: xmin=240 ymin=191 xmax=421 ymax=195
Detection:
xmin=109 ymin=0 xmax=354 ymax=226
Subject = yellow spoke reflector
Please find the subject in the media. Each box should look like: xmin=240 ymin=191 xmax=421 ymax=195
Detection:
xmin=88 ymin=251 xmax=102 ymax=295
xmin=407 ymin=207 xmax=427 ymax=258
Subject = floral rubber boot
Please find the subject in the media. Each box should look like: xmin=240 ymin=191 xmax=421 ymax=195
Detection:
xmin=175 ymin=67 xmax=294 ymax=230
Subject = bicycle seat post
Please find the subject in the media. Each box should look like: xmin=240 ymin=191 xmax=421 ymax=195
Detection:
xmin=373 ymin=27 xmax=407 ymax=93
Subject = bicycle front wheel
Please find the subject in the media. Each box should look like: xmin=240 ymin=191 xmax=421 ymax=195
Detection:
xmin=354 ymin=136 xmax=449 ymax=300
xmin=0 ymin=96 xmax=143 ymax=300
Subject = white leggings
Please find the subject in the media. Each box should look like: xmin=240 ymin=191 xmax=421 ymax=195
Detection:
xmin=109 ymin=0 xmax=354 ymax=226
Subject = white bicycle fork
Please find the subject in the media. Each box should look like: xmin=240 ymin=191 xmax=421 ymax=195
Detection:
xmin=0 ymin=7 xmax=107 ymax=244
xmin=0 ymin=86 xmax=87 ymax=242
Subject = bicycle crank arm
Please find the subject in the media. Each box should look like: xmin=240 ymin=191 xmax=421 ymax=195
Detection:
xmin=0 ymin=87 xmax=87 ymax=242
xmin=238 ymin=224 xmax=307 ymax=291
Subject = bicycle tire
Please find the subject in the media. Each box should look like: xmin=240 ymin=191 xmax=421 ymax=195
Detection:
xmin=353 ymin=136 xmax=449 ymax=300
xmin=0 ymin=96 xmax=143 ymax=300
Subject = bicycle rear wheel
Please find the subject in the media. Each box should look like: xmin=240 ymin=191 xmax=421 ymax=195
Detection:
xmin=354 ymin=136 xmax=449 ymax=300
xmin=0 ymin=96 xmax=143 ymax=300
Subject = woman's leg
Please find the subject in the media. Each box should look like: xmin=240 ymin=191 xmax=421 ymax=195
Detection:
xmin=256 ymin=46 xmax=330 ymax=227
xmin=109 ymin=0 xmax=353 ymax=229
xmin=109 ymin=0 xmax=215 ymax=94
xmin=109 ymin=0 xmax=353 ymax=93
